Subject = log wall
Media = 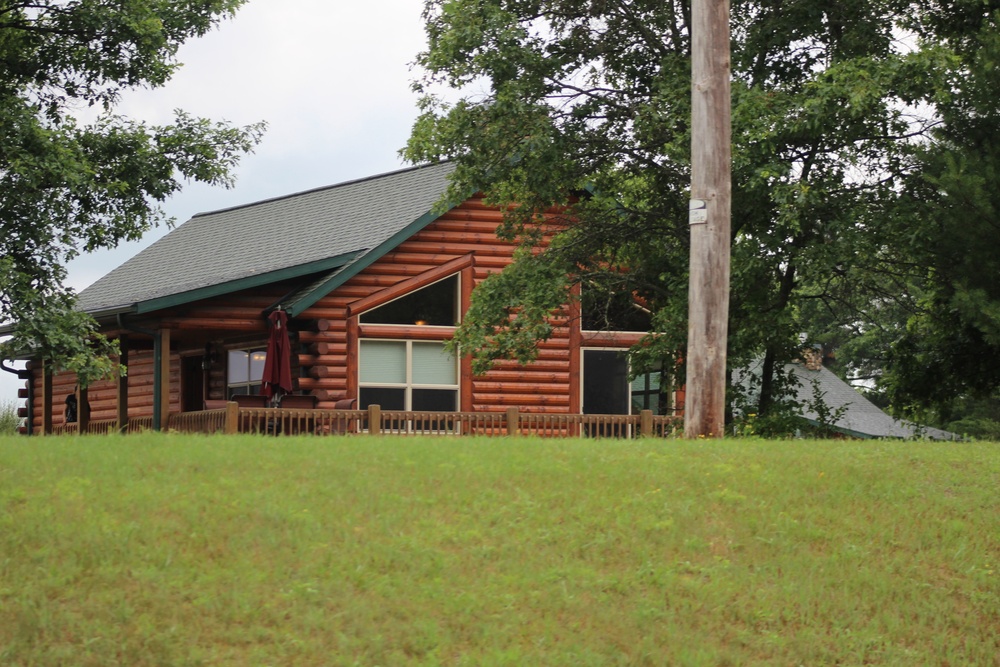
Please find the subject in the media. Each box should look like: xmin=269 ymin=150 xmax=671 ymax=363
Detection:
xmin=298 ymin=195 xmax=578 ymax=413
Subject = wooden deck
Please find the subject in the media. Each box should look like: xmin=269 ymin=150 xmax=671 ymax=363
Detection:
xmin=47 ymin=404 xmax=680 ymax=438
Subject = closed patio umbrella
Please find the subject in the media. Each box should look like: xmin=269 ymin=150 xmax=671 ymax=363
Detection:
xmin=261 ymin=309 xmax=293 ymax=401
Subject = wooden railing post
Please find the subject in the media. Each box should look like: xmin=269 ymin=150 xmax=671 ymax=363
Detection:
xmin=225 ymin=401 xmax=239 ymax=434
xmin=506 ymin=407 xmax=520 ymax=436
xmin=368 ymin=404 xmax=381 ymax=435
xmin=640 ymin=409 xmax=653 ymax=438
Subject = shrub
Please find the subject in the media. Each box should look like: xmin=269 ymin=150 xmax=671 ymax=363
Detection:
xmin=0 ymin=399 xmax=20 ymax=434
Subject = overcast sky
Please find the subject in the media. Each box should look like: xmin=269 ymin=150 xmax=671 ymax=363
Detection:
xmin=2 ymin=0 xmax=437 ymax=406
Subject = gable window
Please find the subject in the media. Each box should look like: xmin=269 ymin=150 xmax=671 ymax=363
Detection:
xmin=358 ymin=340 xmax=458 ymax=411
xmin=228 ymin=348 xmax=266 ymax=397
xmin=361 ymin=275 xmax=459 ymax=326
xmin=581 ymin=288 xmax=651 ymax=333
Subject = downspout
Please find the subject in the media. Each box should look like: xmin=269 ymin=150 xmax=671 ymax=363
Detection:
xmin=1 ymin=360 xmax=32 ymax=435
xmin=117 ymin=314 xmax=162 ymax=431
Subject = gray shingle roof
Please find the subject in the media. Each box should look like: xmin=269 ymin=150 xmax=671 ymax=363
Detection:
xmin=785 ymin=364 xmax=958 ymax=440
xmin=76 ymin=161 xmax=457 ymax=314
xmin=787 ymin=363 xmax=957 ymax=439
xmin=735 ymin=359 xmax=957 ymax=439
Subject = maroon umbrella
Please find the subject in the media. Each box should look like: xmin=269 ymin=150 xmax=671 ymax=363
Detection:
xmin=261 ymin=309 xmax=293 ymax=400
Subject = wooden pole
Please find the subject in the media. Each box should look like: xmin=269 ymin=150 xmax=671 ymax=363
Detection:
xmin=685 ymin=0 xmax=732 ymax=438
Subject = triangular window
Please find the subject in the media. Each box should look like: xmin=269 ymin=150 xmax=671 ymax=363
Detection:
xmin=361 ymin=275 xmax=459 ymax=326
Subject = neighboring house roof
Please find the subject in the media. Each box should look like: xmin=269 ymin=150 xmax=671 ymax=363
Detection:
xmin=76 ymin=161 xmax=458 ymax=317
xmin=786 ymin=363 xmax=957 ymax=440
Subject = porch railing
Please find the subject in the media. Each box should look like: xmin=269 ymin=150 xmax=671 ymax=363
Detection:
xmin=40 ymin=404 xmax=681 ymax=438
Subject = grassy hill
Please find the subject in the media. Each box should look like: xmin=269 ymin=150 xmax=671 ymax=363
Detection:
xmin=0 ymin=434 xmax=997 ymax=666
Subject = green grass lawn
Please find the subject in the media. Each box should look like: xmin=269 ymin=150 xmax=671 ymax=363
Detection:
xmin=0 ymin=434 xmax=997 ymax=666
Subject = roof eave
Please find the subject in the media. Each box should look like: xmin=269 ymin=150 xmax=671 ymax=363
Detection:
xmin=132 ymin=252 xmax=362 ymax=315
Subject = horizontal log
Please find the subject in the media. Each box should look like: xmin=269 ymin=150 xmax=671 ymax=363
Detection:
xmin=293 ymin=308 xmax=346 ymax=321
xmin=411 ymin=230 xmax=516 ymax=245
xmin=357 ymin=324 xmax=455 ymax=341
xmin=432 ymin=215 xmax=506 ymax=229
xmin=486 ymin=358 xmax=571 ymax=371
xmin=297 ymin=330 xmax=347 ymax=345
xmin=298 ymin=353 xmax=347 ymax=368
xmin=323 ymin=284 xmax=376 ymax=299
xmin=377 ymin=252 xmax=494 ymax=268
xmin=472 ymin=393 xmax=570 ymax=407
xmin=158 ymin=318 xmax=268 ymax=332
xmin=472 ymin=381 xmax=569 ymax=395
xmin=364 ymin=263 xmax=437 ymax=278
xmin=439 ymin=207 xmax=505 ymax=222
xmin=17 ymin=388 xmax=28 ymax=398
xmin=295 ymin=377 xmax=347 ymax=392
xmin=394 ymin=240 xmax=519 ymax=257
xmin=472 ymin=255 xmax=515 ymax=269
xmin=473 ymin=371 xmax=570 ymax=384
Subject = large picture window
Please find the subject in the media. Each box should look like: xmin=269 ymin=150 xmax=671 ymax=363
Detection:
xmin=227 ymin=348 xmax=266 ymax=397
xmin=359 ymin=340 xmax=458 ymax=411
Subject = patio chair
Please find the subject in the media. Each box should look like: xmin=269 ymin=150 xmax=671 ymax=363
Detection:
xmin=233 ymin=394 xmax=269 ymax=432
xmin=276 ymin=393 xmax=318 ymax=434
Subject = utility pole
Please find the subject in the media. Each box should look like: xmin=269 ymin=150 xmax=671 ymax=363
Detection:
xmin=685 ymin=0 xmax=732 ymax=438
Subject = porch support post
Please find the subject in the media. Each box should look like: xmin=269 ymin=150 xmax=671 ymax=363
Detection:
xmin=77 ymin=385 xmax=90 ymax=433
xmin=117 ymin=335 xmax=129 ymax=434
xmin=41 ymin=360 xmax=52 ymax=435
xmin=159 ymin=328 xmax=171 ymax=429
xmin=153 ymin=328 xmax=171 ymax=431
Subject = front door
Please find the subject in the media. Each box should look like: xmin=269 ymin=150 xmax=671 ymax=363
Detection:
xmin=181 ymin=355 xmax=205 ymax=412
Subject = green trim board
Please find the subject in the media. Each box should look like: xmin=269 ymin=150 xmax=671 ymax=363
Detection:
xmin=135 ymin=252 xmax=361 ymax=314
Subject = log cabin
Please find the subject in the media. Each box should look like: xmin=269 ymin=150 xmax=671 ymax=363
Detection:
xmin=6 ymin=162 xmax=679 ymax=435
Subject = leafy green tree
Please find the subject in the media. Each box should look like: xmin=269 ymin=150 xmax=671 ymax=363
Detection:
xmin=406 ymin=0 xmax=978 ymax=419
xmin=0 ymin=0 xmax=264 ymax=386
xmin=796 ymin=6 xmax=1000 ymax=429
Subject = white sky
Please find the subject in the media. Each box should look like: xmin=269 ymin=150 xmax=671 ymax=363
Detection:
xmin=2 ymin=0 xmax=435 ymax=406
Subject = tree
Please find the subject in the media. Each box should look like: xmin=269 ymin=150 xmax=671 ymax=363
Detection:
xmin=891 ymin=6 xmax=1000 ymax=418
xmin=0 ymin=0 xmax=264 ymax=386
xmin=406 ymin=0 xmax=979 ymax=423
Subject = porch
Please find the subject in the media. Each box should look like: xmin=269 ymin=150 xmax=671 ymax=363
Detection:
xmin=48 ymin=404 xmax=679 ymax=438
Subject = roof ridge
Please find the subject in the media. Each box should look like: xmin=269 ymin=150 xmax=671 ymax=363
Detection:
xmin=190 ymin=161 xmax=452 ymax=219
